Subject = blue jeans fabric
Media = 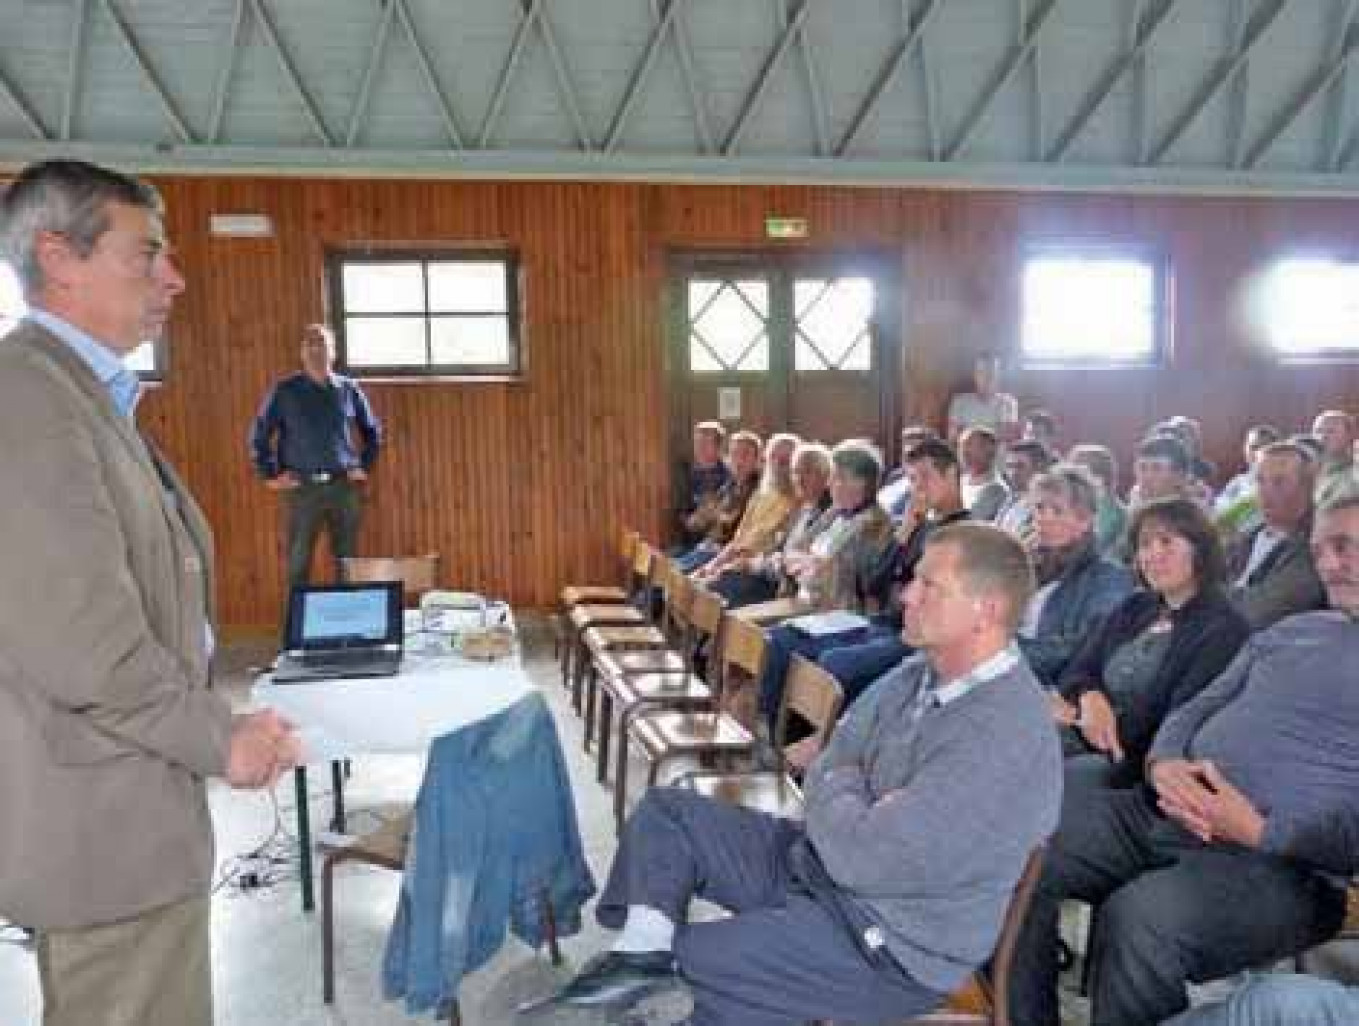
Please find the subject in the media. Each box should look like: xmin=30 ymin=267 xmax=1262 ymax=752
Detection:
xmin=817 ymin=631 xmax=911 ymax=706
xmin=598 ymin=787 xmax=945 ymax=1026
xmin=382 ymin=693 xmax=597 ymax=1015
xmin=1163 ymin=975 xmax=1359 ymax=1026
xmin=675 ymin=545 xmax=719 ymax=573
xmin=758 ymin=622 xmax=875 ymax=729
xmin=758 ymin=618 xmax=906 ymax=730
xmin=1008 ymin=786 xmax=1345 ymax=1026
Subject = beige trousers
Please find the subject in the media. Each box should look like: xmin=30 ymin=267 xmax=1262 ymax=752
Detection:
xmin=36 ymin=895 xmax=212 ymax=1026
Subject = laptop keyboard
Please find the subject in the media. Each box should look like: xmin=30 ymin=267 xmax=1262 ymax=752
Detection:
xmin=301 ymin=649 xmax=389 ymax=668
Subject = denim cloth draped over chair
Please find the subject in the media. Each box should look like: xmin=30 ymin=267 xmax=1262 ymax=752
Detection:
xmin=382 ymin=691 xmax=597 ymax=1016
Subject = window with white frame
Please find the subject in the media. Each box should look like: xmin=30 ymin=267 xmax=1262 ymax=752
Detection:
xmin=1 ymin=260 xmax=162 ymax=376
xmin=1260 ymin=258 xmax=1359 ymax=357
xmin=1021 ymin=252 xmax=1165 ymax=364
xmin=328 ymin=251 xmax=522 ymax=377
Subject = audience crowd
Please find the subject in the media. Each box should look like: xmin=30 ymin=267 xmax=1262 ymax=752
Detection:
xmin=571 ymin=395 xmax=1359 ymax=1026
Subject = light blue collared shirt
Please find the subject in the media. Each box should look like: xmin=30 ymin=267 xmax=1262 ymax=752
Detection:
xmin=26 ymin=308 xmax=141 ymax=419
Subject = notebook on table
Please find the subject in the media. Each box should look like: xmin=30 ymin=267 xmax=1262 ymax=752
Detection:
xmin=270 ymin=581 xmax=404 ymax=684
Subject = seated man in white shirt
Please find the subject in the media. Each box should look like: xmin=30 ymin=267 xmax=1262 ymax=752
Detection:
xmin=1226 ymin=441 xmax=1325 ymax=630
xmin=947 ymin=352 xmax=1019 ymax=445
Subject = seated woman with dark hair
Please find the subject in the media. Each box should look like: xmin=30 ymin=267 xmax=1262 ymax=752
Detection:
xmin=704 ymin=442 xmax=833 ymax=609
xmin=1052 ymin=497 xmax=1250 ymax=789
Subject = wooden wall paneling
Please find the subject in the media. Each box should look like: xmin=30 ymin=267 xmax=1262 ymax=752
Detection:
xmin=125 ymin=175 xmax=1359 ymax=632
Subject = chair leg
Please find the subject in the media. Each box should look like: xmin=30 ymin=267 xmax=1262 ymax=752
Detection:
xmin=321 ymin=853 xmax=341 ymax=1004
xmin=447 ymin=1000 xmax=461 ymax=1025
xmin=596 ymin=690 xmax=613 ymax=785
xmin=583 ymin=663 xmax=598 ymax=752
xmin=330 ymin=760 xmax=346 ymax=833
xmin=614 ymin=713 xmax=631 ymax=834
xmin=539 ymin=889 xmax=563 ymax=966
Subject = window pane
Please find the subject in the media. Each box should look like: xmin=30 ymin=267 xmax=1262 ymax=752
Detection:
xmin=1 ymin=261 xmax=23 ymax=337
xmin=430 ymin=316 xmax=511 ymax=366
xmin=341 ymin=262 xmax=425 ymax=314
xmin=344 ymin=316 xmax=427 ymax=366
xmin=124 ymin=343 xmax=156 ymax=373
xmin=1263 ymin=259 xmax=1359 ymax=354
xmin=427 ymin=261 xmax=508 ymax=313
xmin=795 ymin=276 xmax=874 ymax=370
xmin=689 ymin=279 xmax=769 ymax=372
xmin=1022 ymin=257 xmax=1157 ymax=362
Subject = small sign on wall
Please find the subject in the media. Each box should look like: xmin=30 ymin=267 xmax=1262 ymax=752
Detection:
xmin=718 ymin=386 xmax=742 ymax=421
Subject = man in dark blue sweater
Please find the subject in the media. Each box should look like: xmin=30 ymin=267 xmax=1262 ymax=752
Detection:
xmin=542 ymin=523 xmax=1061 ymax=1026
xmin=249 ymin=323 xmax=381 ymax=586
xmin=1009 ymin=487 xmax=1359 ymax=1026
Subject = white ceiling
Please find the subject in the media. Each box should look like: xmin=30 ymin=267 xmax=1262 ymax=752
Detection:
xmin=1 ymin=0 xmax=1359 ymax=193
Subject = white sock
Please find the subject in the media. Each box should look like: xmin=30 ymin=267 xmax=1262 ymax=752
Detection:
xmin=611 ymin=905 xmax=675 ymax=954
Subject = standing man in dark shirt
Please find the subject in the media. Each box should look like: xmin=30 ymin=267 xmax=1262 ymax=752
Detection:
xmin=250 ymin=323 xmax=382 ymax=586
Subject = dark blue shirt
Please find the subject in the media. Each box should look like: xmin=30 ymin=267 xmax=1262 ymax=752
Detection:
xmin=249 ymin=372 xmax=381 ymax=478
xmin=686 ymin=460 xmax=732 ymax=513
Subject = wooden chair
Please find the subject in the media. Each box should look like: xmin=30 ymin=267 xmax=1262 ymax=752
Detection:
xmin=559 ymin=540 xmax=658 ymax=694
xmin=889 ymin=845 xmax=1047 ymax=1026
xmin=581 ymin=560 xmax=695 ymax=757
xmin=553 ymin=529 xmax=640 ymax=661
xmin=614 ymin=595 xmax=759 ymax=832
xmin=320 ymin=807 xmax=562 ymax=1026
xmin=340 ymin=553 xmax=440 ymax=605
xmin=590 ymin=575 xmax=715 ymax=787
xmin=681 ymin=652 xmax=843 ymax=820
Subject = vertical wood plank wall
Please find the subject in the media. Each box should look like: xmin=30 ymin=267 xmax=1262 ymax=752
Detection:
xmin=133 ymin=177 xmax=1359 ymax=631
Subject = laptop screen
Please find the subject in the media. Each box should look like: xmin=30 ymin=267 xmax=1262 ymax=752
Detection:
xmin=284 ymin=582 xmax=403 ymax=651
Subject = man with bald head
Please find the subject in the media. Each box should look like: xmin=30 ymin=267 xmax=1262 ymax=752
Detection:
xmin=1313 ymin=409 xmax=1356 ymax=501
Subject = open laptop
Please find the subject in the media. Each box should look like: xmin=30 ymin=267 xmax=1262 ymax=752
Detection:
xmin=270 ymin=581 xmax=404 ymax=683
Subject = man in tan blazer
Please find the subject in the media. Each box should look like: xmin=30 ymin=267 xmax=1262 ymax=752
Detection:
xmin=0 ymin=160 xmax=300 ymax=1026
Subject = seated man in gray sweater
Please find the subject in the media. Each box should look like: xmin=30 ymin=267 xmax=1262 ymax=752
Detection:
xmin=541 ymin=523 xmax=1062 ymax=1026
xmin=1009 ymin=486 xmax=1359 ymax=1026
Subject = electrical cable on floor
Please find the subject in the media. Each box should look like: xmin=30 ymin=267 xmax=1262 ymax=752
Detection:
xmin=213 ymin=786 xmax=299 ymax=897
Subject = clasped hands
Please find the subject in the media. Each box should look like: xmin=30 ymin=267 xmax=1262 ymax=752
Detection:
xmin=227 ymin=710 xmax=302 ymax=789
xmin=1149 ymin=757 xmax=1266 ymax=849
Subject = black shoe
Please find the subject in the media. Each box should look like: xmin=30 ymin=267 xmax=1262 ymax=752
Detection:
xmin=549 ymin=949 xmax=678 ymax=1009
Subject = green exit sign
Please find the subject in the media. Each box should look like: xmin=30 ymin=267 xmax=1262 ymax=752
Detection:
xmin=765 ymin=216 xmax=808 ymax=239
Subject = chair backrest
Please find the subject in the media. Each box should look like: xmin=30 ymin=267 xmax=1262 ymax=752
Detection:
xmin=982 ymin=844 xmax=1047 ymax=1026
xmin=657 ymin=559 xmax=695 ymax=642
xmin=617 ymin=529 xmax=641 ymax=582
xmin=717 ymin=611 xmax=765 ymax=702
xmin=340 ymin=554 xmax=440 ymax=604
xmin=776 ymin=655 xmax=844 ymax=748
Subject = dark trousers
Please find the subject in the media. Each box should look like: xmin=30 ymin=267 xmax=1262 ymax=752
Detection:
xmin=286 ymin=478 xmax=362 ymax=586
xmin=1008 ymin=785 xmax=1345 ymax=1026
xmin=708 ymin=569 xmax=779 ymax=610
xmin=759 ymin=620 xmax=905 ymax=731
xmin=597 ymin=787 xmax=945 ymax=1026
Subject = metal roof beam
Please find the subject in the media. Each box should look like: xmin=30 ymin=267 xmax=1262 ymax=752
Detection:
xmin=97 ymin=0 xmax=194 ymax=143
xmin=62 ymin=0 xmax=89 ymax=141
xmin=604 ymin=0 xmax=686 ymax=153
xmin=208 ymin=0 xmax=245 ymax=145
xmin=247 ymin=0 xmax=334 ymax=147
xmin=392 ymin=0 xmax=464 ymax=150
xmin=1150 ymin=0 xmax=1292 ymax=164
xmin=345 ymin=0 xmax=396 ymax=147
xmin=945 ymin=0 xmax=1060 ymax=161
xmin=1048 ymin=0 xmax=1181 ymax=162
xmin=835 ymin=0 xmax=946 ymax=156
xmin=795 ymin=2 xmax=830 ymax=156
xmin=0 ymin=62 xmax=49 ymax=141
xmin=1245 ymin=0 xmax=1358 ymax=168
xmin=723 ymin=0 xmax=814 ymax=155
xmin=533 ymin=0 xmax=593 ymax=150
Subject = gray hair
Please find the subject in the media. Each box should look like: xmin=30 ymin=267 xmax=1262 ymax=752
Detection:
xmin=0 ymin=160 xmax=162 ymax=296
xmin=1029 ymin=463 xmax=1100 ymax=517
xmin=792 ymin=441 xmax=832 ymax=480
xmin=831 ymin=440 xmax=883 ymax=494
